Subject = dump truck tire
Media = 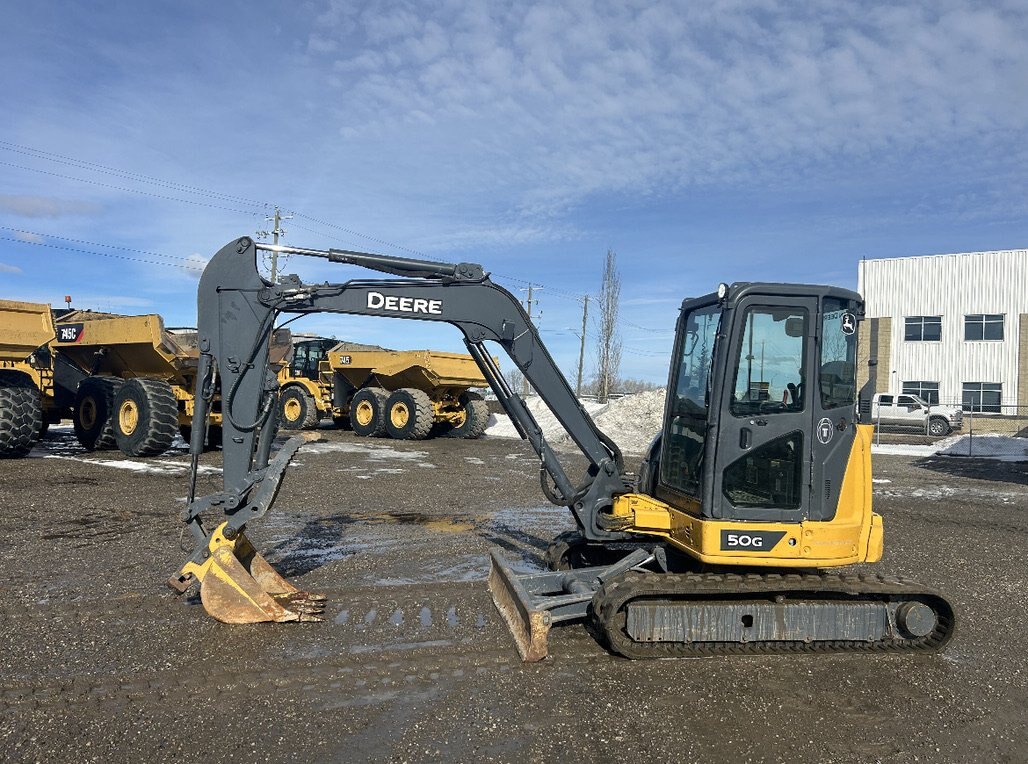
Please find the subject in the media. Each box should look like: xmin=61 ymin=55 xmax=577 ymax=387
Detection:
xmin=180 ymin=424 xmax=222 ymax=452
xmin=445 ymin=392 xmax=490 ymax=439
xmin=113 ymin=378 xmax=179 ymax=456
xmin=384 ymin=388 xmax=433 ymax=440
xmin=73 ymin=376 xmax=123 ymax=451
xmin=278 ymin=386 xmax=320 ymax=430
xmin=350 ymin=387 xmax=388 ymax=437
xmin=0 ymin=371 xmax=41 ymax=458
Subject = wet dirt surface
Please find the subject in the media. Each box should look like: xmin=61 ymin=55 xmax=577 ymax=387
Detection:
xmin=1 ymin=426 xmax=1027 ymax=763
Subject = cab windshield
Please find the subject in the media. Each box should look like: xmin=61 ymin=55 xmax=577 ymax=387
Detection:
xmin=660 ymin=302 xmax=722 ymax=499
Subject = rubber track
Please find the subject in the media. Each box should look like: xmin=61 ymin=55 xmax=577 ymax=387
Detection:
xmin=592 ymin=570 xmax=956 ymax=658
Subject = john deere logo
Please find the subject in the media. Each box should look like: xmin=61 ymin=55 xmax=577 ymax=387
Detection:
xmin=367 ymin=291 xmax=442 ymax=315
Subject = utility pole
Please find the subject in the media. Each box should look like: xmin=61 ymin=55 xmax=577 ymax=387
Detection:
xmin=258 ymin=207 xmax=292 ymax=282
xmin=521 ymin=284 xmax=540 ymax=397
xmin=576 ymin=295 xmax=589 ymax=397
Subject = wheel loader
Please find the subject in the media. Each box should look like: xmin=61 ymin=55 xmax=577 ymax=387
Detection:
xmin=276 ymin=337 xmax=490 ymax=439
xmin=169 ymin=237 xmax=955 ymax=661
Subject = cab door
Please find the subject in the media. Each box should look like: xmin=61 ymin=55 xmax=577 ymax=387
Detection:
xmin=710 ymin=296 xmax=817 ymax=523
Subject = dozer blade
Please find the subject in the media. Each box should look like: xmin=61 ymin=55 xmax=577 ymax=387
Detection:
xmin=179 ymin=523 xmax=326 ymax=624
xmin=487 ymin=547 xmax=658 ymax=662
xmin=488 ymin=551 xmax=553 ymax=662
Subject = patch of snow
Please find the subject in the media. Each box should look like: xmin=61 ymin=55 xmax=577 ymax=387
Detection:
xmin=937 ymin=434 xmax=1028 ymax=462
xmin=301 ymin=441 xmax=428 ymax=461
xmin=872 ymin=478 xmax=892 ymax=484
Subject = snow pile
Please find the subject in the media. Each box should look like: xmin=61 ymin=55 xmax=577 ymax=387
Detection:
xmin=485 ymin=395 xmax=608 ymax=443
xmin=591 ymin=389 xmax=666 ymax=454
xmin=871 ymin=434 xmax=1027 ymax=462
xmin=485 ymin=389 xmax=666 ymax=455
xmin=937 ymin=434 xmax=1028 ymax=462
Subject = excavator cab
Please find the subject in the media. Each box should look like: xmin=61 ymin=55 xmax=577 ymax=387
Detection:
xmin=655 ymin=283 xmax=864 ymax=526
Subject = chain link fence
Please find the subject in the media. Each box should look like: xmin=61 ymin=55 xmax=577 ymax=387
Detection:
xmin=872 ymin=401 xmax=1028 ymax=456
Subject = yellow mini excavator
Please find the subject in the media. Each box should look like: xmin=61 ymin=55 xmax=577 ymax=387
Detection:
xmin=169 ymin=237 xmax=955 ymax=660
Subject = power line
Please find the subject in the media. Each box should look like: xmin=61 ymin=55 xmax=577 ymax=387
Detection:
xmin=0 ymin=226 xmax=195 ymax=262
xmin=0 ymin=160 xmax=263 ymax=218
xmin=0 ymin=236 xmax=203 ymax=272
xmin=0 ymin=140 xmax=271 ymax=209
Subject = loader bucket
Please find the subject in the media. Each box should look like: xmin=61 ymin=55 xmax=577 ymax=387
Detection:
xmin=179 ymin=523 xmax=326 ymax=624
xmin=488 ymin=551 xmax=553 ymax=662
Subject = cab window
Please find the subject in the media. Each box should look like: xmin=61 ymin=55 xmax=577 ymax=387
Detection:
xmin=729 ymin=307 xmax=807 ymax=416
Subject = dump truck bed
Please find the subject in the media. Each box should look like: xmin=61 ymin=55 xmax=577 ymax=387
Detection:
xmin=326 ymin=347 xmax=488 ymax=390
xmin=53 ymin=312 xmax=192 ymax=379
xmin=0 ymin=300 xmax=56 ymax=362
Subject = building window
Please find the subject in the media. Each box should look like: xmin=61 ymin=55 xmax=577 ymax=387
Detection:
xmin=905 ymin=316 xmax=942 ymax=342
xmin=964 ymin=314 xmax=1004 ymax=341
xmin=902 ymin=381 xmax=940 ymax=405
xmin=962 ymin=382 xmax=1002 ymax=413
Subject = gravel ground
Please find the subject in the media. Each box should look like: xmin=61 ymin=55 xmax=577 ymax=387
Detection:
xmin=1 ymin=425 xmax=1026 ymax=763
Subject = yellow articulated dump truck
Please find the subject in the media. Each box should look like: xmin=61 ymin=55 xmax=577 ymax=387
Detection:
xmin=0 ymin=300 xmax=57 ymax=456
xmin=0 ymin=300 xmax=290 ymax=458
xmin=277 ymin=337 xmax=491 ymax=440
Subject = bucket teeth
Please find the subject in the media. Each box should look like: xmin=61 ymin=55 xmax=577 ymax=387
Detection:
xmin=180 ymin=524 xmax=328 ymax=625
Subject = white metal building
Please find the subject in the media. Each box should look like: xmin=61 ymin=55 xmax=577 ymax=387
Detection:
xmin=857 ymin=249 xmax=1028 ymax=409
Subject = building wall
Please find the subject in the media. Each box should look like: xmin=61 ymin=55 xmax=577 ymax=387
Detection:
xmin=1019 ymin=314 xmax=1028 ymax=410
xmin=857 ymin=250 xmax=1028 ymax=406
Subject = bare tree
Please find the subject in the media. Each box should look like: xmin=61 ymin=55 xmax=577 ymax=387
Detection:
xmin=594 ymin=248 xmax=622 ymax=403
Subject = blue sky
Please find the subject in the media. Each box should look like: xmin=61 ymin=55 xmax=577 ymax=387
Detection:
xmin=2 ymin=1 xmax=1026 ymax=384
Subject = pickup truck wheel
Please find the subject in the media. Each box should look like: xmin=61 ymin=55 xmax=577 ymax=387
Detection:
xmin=384 ymin=388 xmax=433 ymax=440
xmin=350 ymin=387 xmax=388 ymax=437
xmin=928 ymin=416 xmax=951 ymax=437
xmin=73 ymin=376 xmax=123 ymax=451
xmin=0 ymin=371 xmax=42 ymax=458
xmin=279 ymin=386 xmax=320 ymax=430
xmin=445 ymin=392 xmax=490 ymax=439
xmin=113 ymin=378 xmax=179 ymax=456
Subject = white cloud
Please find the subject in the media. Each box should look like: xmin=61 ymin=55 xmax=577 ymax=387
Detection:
xmin=0 ymin=194 xmax=102 ymax=218
xmin=305 ymin=1 xmax=1028 ymax=226
xmin=0 ymin=262 xmax=23 ymax=274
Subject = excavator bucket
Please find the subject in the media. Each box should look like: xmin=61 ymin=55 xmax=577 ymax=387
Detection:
xmin=176 ymin=523 xmax=326 ymax=624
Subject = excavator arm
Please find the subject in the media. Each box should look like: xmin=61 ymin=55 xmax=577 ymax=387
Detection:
xmin=171 ymin=236 xmax=632 ymax=623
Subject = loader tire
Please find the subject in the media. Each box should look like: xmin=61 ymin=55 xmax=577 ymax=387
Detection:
xmin=74 ymin=376 xmax=123 ymax=451
xmin=444 ymin=392 xmax=490 ymax=439
xmin=384 ymin=388 xmax=434 ymax=440
xmin=350 ymin=387 xmax=389 ymax=437
xmin=278 ymin=386 xmax=320 ymax=430
xmin=0 ymin=371 xmax=42 ymax=458
xmin=112 ymin=378 xmax=179 ymax=456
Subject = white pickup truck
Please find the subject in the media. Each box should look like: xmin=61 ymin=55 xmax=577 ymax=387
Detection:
xmin=871 ymin=393 xmax=963 ymax=437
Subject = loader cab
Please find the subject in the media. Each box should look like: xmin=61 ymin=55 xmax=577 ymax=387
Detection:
xmin=657 ymin=283 xmax=863 ymax=524
xmin=289 ymin=338 xmax=336 ymax=380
